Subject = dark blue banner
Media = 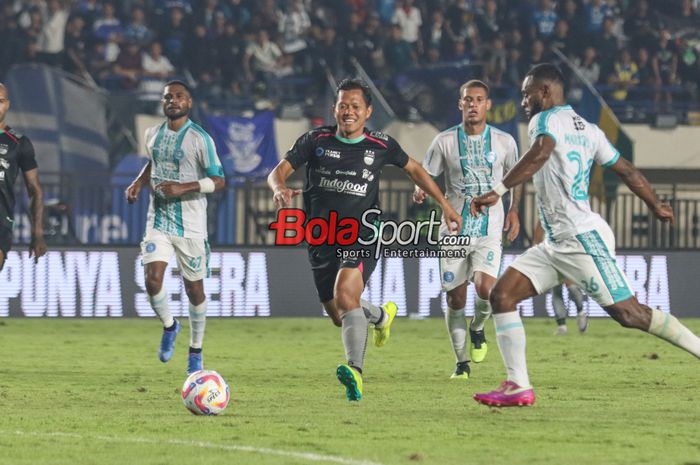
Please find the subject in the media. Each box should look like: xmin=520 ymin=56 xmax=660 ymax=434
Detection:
xmin=204 ymin=111 xmax=279 ymax=185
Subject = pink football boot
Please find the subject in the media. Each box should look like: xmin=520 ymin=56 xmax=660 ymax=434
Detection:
xmin=474 ymin=381 xmax=536 ymax=407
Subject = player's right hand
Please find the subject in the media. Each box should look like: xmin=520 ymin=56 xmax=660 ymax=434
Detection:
xmin=125 ymin=183 xmax=141 ymax=204
xmin=412 ymin=187 xmax=428 ymax=204
xmin=652 ymin=201 xmax=675 ymax=225
xmin=273 ymin=187 xmax=302 ymax=209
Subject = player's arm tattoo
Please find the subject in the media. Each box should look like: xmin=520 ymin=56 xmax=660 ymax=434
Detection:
xmin=501 ymin=135 xmax=555 ymax=189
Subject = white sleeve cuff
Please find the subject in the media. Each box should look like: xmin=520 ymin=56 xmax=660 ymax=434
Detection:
xmin=492 ymin=182 xmax=508 ymax=197
xmin=198 ymin=177 xmax=216 ymax=193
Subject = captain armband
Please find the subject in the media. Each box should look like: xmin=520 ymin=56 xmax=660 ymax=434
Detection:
xmin=198 ymin=177 xmax=216 ymax=193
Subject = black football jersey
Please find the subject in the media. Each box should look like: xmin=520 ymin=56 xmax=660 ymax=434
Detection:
xmin=285 ymin=126 xmax=409 ymax=238
xmin=0 ymin=126 xmax=38 ymax=230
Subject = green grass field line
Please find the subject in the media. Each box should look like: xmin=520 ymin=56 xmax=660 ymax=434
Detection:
xmin=1 ymin=318 xmax=699 ymax=465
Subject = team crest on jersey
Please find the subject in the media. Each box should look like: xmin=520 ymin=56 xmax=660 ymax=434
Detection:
xmin=0 ymin=158 xmax=9 ymax=169
xmin=485 ymin=151 xmax=497 ymax=164
xmin=362 ymin=169 xmax=374 ymax=181
xmin=363 ymin=149 xmax=375 ymax=165
xmin=0 ymin=144 xmax=8 ymax=155
xmin=173 ymin=148 xmax=185 ymax=160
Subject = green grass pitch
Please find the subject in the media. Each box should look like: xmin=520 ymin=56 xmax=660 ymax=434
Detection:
xmin=1 ymin=317 xmax=699 ymax=465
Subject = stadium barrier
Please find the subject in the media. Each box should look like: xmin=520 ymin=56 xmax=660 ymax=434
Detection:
xmin=0 ymin=247 xmax=694 ymax=318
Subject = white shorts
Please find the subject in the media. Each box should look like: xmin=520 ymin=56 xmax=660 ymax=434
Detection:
xmin=509 ymin=226 xmax=633 ymax=307
xmin=141 ymin=229 xmax=210 ymax=281
xmin=440 ymin=235 xmax=502 ymax=291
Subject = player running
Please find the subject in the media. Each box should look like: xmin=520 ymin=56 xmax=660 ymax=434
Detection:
xmin=471 ymin=63 xmax=700 ymax=407
xmin=413 ymin=80 xmax=521 ymax=379
xmin=268 ymin=78 xmax=461 ymax=401
xmin=125 ymin=81 xmax=225 ymax=374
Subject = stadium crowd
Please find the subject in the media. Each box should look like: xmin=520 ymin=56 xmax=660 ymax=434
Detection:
xmin=0 ymin=0 xmax=699 ymax=109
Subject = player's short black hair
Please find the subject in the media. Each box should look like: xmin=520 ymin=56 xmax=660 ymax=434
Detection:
xmin=164 ymin=80 xmax=192 ymax=97
xmin=525 ymin=63 xmax=566 ymax=87
xmin=335 ymin=78 xmax=372 ymax=106
xmin=460 ymin=79 xmax=490 ymax=98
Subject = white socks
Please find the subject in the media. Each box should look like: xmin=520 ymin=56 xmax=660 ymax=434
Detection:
xmin=188 ymin=300 xmax=207 ymax=349
xmin=493 ymin=311 xmax=530 ymax=388
xmin=648 ymin=309 xmax=700 ymax=358
xmin=148 ymin=287 xmax=173 ymax=328
xmin=445 ymin=306 xmax=468 ymax=363
xmin=471 ymin=296 xmax=492 ymax=331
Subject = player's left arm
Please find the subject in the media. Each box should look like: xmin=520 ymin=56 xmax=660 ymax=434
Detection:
xmin=403 ymin=158 xmax=461 ymax=233
xmin=471 ymin=135 xmax=555 ymax=216
xmin=23 ymin=168 xmax=47 ymax=262
xmin=503 ymin=138 xmax=522 ymax=241
xmin=607 ymin=157 xmax=674 ymax=224
xmin=156 ymin=132 xmax=225 ymax=198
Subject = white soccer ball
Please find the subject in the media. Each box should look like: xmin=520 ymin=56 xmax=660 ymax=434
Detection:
xmin=181 ymin=370 xmax=230 ymax=415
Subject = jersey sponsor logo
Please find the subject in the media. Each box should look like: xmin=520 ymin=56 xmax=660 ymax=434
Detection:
xmin=319 ymin=177 xmax=368 ymax=196
xmin=269 ymin=208 xmax=470 ymax=259
xmin=0 ymin=158 xmax=8 ymax=169
xmin=0 ymin=144 xmax=8 ymax=155
xmin=335 ymin=169 xmax=357 ymax=176
xmin=0 ymin=171 xmax=4 ymax=181
xmin=369 ymin=131 xmax=388 ymax=141
xmin=363 ymin=149 xmax=375 ymax=165
xmin=315 ymin=166 xmax=331 ymax=175
xmin=315 ymin=147 xmax=325 ymax=157
xmin=325 ymin=149 xmax=341 ymax=159
xmin=362 ymin=169 xmax=374 ymax=181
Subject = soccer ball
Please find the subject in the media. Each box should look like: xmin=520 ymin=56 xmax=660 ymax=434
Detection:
xmin=181 ymin=370 xmax=230 ymax=415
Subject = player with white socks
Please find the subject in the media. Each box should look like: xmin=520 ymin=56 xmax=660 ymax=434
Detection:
xmin=126 ymin=80 xmax=224 ymax=374
xmin=471 ymin=64 xmax=700 ymax=407
xmin=414 ymin=80 xmax=521 ymax=379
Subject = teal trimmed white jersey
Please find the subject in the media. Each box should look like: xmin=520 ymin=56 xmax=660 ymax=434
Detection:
xmin=528 ymin=105 xmax=619 ymax=242
xmin=144 ymin=119 xmax=224 ymax=239
xmin=423 ymin=124 xmax=519 ymax=239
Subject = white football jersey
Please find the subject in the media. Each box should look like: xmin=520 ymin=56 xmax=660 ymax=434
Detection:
xmin=144 ymin=119 xmax=224 ymax=239
xmin=423 ymin=124 xmax=519 ymax=239
xmin=527 ymin=104 xmax=619 ymax=242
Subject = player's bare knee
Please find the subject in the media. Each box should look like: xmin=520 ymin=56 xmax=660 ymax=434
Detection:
xmin=145 ymin=276 xmax=162 ymax=296
xmin=474 ymin=282 xmax=491 ymax=301
xmin=184 ymin=281 xmax=205 ymax=305
xmin=446 ymin=292 xmax=466 ymax=311
xmin=489 ymin=285 xmax=512 ymax=312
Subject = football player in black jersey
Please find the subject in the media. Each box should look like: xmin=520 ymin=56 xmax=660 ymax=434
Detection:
xmin=0 ymin=83 xmax=46 ymax=272
xmin=268 ymin=78 xmax=461 ymax=401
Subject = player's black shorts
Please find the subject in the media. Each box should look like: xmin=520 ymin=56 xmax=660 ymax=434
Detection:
xmin=308 ymin=244 xmax=379 ymax=302
xmin=0 ymin=226 xmax=12 ymax=256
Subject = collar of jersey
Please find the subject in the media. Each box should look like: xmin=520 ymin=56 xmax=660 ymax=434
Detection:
xmin=334 ymin=133 xmax=366 ymax=144
xmin=164 ymin=118 xmax=192 ymax=134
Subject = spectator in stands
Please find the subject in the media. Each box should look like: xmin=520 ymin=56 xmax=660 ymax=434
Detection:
xmin=113 ymin=39 xmax=143 ymax=90
xmin=185 ymin=24 xmax=221 ymax=96
xmin=653 ymin=29 xmax=679 ymax=108
xmin=140 ymin=41 xmax=175 ymax=97
xmin=624 ymin=0 xmax=659 ymax=51
xmin=37 ymin=0 xmax=69 ymax=67
xmin=609 ymin=48 xmax=639 ymax=101
xmin=584 ymin=0 xmax=609 ymax=35
xmin=64 ymin=15 xmax=89 ymax=80
xmin=548 ymin=19 xmax=575 ymax=60
xmin=384 ymin=24 xmax=417 ymax=73
xmin=244 ymin=29 xmax=287 ymax=101
xmin=636 ymin=47 xmax=659 ymax=88
xmin=194 ymin=0 xmax=229 ymax=30
xmin=87 ymin=40 xmax=112 ymax=82
xmin=278 ymin=0 xmax=311 ymax=73
xmin=124 ymin=6 xmax=154 ymax=46
xmin=593 ymin=16 xmax=620 ymax=79
xmin=524 ymin=39 xmax=547 ymax=71
xmin=485 ymin=35 xmax=507 ymax=86
xmin=92 ymin=2 xmax=123 ymax=43
xmin=392 ymin=0 xmax=423 ymax=55
xmin=250 ymin=0 xmax=282 ymax=36
xmin=575 ymin=46 xmax=602 ymax=85
xmin=424 ymin=9 xmax=446 ymax=57
xmin=354 ymin=13 xmax=385 ymax=77
xmin=505 ymin=47 xmax=524 ymax=87
xmin=217 ymin=21 xmax=245 ymax=96
xmin=477 ymin=0 xmax=502 ymax=43
xmin=531 ymin=0 xmax=558 ymax=40
xmin=159 ymin=6 xmax=188 ymax=69
xmin=558 ymin=0 xmax=585 ymax=47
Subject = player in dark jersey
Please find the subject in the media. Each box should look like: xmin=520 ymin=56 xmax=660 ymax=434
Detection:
xmin=0 ymin=83 xmax=46 ymax=272
xmin=268 ymin=78 xmax=461 ymax=401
